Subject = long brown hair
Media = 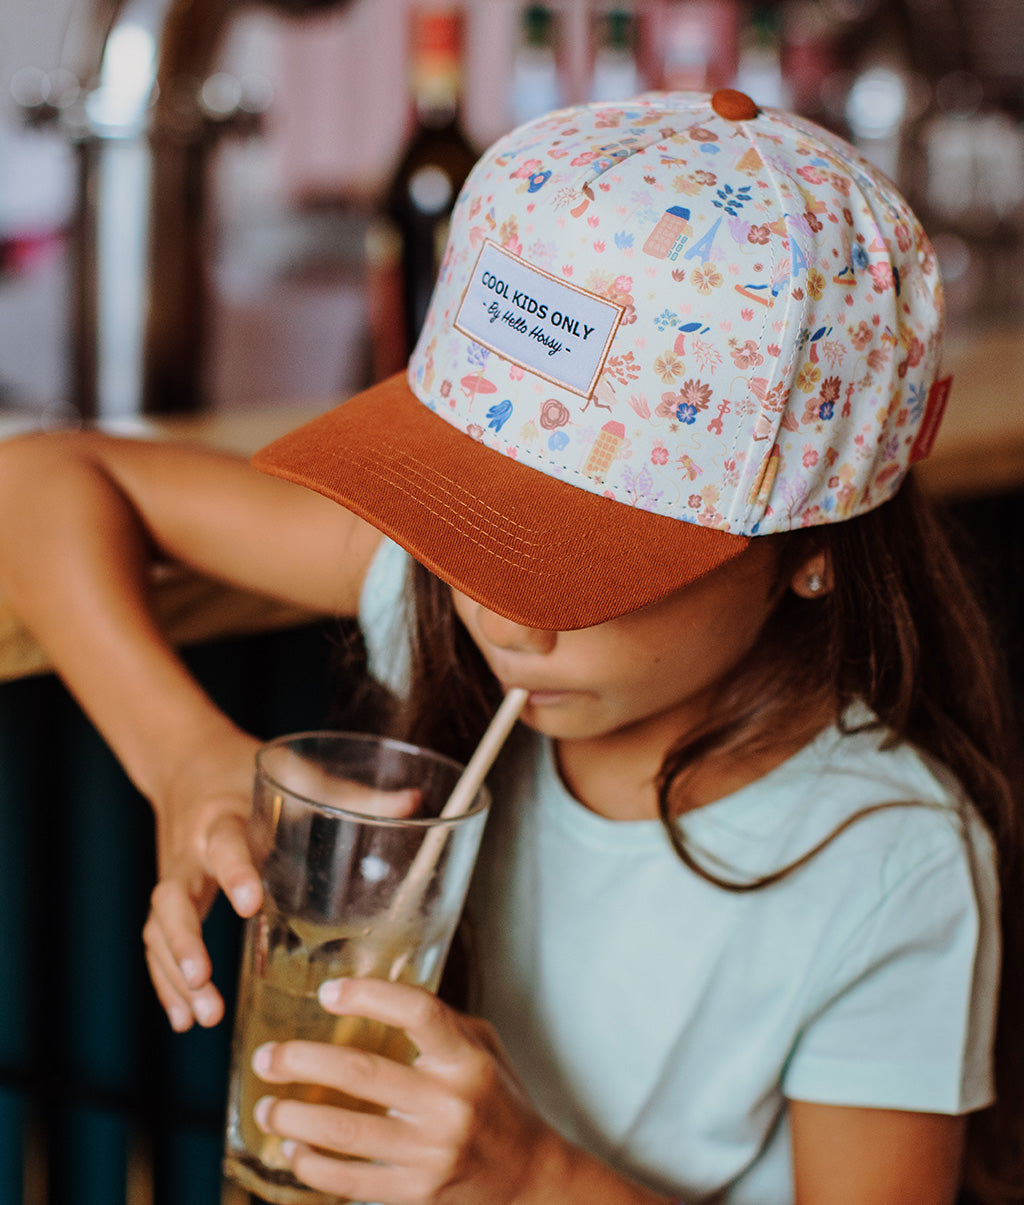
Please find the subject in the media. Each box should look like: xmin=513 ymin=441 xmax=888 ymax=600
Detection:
xmin=363 ymin=473 xmax=1024 ymax=1203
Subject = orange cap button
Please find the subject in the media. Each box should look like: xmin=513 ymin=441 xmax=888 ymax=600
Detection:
xmin=711 ymin=89 xmax=760 ymax=121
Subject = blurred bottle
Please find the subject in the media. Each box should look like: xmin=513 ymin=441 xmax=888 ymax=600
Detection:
xmin=510 ymin=4 xmax=564 ymax=128
xmin=367 ymin=5 xmax=478 ymax=378
xmin=589 ymin=7 xmax=642 ymax=103
xmin=734 ymin=5 xmax=789 ymax=109
xmin=657 ymin=0 xmax=741 ymax=92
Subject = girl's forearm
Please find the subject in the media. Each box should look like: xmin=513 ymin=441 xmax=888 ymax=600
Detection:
xmin=519 ymin=1129 xmax=676 ymax=1205
xmin=0 ymin=432 xmax=245 ymax=803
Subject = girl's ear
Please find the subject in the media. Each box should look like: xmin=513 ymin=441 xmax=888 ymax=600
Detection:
xmin=790 ymin=550 xmax=833 ymax=600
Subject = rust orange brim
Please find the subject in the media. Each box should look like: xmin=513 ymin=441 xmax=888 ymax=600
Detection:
xmin=252 ymin=373 xmax=751 ymax=631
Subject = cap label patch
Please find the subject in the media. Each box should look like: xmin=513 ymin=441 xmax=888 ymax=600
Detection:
xmin=454 ymin=241 xmax=622 ymax=397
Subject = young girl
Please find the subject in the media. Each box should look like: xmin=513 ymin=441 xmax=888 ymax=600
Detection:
xmin=0 ymin=90 xmax=1021 ymax=1205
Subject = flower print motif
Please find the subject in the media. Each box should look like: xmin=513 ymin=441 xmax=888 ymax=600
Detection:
xmin=511 ymin=158 xmax=542 ymax=179
xmin=748 ymin=223 xmax=771 ymax=245
xmin=628 ymin=393 xmax=651 ymax=419
xmin=688 ymin=126 xmax=718 ymax=142
xmin=893 ymin=222 xmax=913 ymax=252
xmin=869 ymin=262 xmax=894 ymax=293
xmin=842 ymin=206 xmax=854 ymax=226
xmin=905 ymin=336 xmax=924 ymax=368
xmin=851 ymin=242 xmax=870 ymax=270
xmin=656 ymin=391 xmax=679 ymax=418
xmin=830 ymin=173 xmax=851 ymax=197
xmin=796 ymin=164 xmax=826 ymax=185
xmin=691 ymin=263 xmax=723 ymax=294
xmin=819 ymin=377 xmax=841 ymax=406
xmin=804 ymin=210 xmax=823 ymax=233
xmin=548 ymin=430 xmax=570 ymax=452
xmin=654 ymin=351 xmax=685 ymax=383
xmin=467 ymin=423 xmax=484 ymax=440
xmin=539 ymin=398 xmax=570 ymax=429
xmin=605 ymin=351 xmax=642 ymax=384
xmin=866 ymin=346 xmax=890 ymax=372
xmin=678 ymin=379 xmax=713 ymax=411
xmin=818 ymin=399 xmax=835 ymax=421
xmin=796 ymin=362 xmax=821 ymax=393
xmin=712 ymin=183 xmax=753 ymax=216
xmin=850 ymin=319 xmax=873 ymax=350
xmin=571 ymin=150 xmax=597 ymax=167
xmin=486 ymin=400 xmax=514 ymax=432
xmin=806 ymin=268 xmax=826 ymax=300
xmin=528 ymin=170 xmax=552 ymax=193
xmin=676 ymin=403 xmax=698 ymax=424
xmin=614 ymin=230 xmax=635 ymax=250
xmin=651 ymin=441 xmax=669 ymax=465
xmin=673 ymin=174 xmax=702 ymax=197
xmin=802 ymin=444 xmax=819 ymax=468
xmin=688 ymin=493 xmax=703 ymax=508
xmin=693 ymin=169 xmax=717 ymax=185
xmin=440 ymin=379 xmax=452 ymax=399
xmin=654 ymin=308 xmax=678 ymax=332
xmin=729 ymin=338 xmax=764 ymax=369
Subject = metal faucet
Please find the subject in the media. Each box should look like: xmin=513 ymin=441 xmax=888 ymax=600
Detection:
xmin=38 ymin=0 xmax=354 ymax=418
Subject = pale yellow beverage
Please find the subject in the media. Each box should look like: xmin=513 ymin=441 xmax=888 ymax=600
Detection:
xmin=224 ymin=904 xmax=445 ymax=1205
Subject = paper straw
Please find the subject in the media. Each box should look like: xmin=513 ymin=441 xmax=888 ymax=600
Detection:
xmin=440 ymin=686 xmax=529 ymax=819
xmin=355 ymin=687 xmax=529 ymax=978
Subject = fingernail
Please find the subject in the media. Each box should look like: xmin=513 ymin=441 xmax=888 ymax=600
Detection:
xmin=233 ymin=884 xmax=259 ymax=914
xmin=193 ymin=994 xmax=218 ymax=1026
xmin=281 ymin=1140 xmax=297 ymax=1161
xmin=254 ymin=1095 xmax=274 ymax=1132
xmin=180 ymin=959 xmax=201 ymax=988
xmin=318 ymin=979 xmax=343 ymax=1008
xmin=169 ymin=1006 xmax=191 ymax=1032
xmin=252 ymin=1042 xmax=274 ymax=1075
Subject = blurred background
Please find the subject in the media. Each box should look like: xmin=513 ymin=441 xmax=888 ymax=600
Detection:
xmin=0 ymin=0 xmax=1021 ymax=423
xmin=0 ymin=3 xmax=1021 ymax=1204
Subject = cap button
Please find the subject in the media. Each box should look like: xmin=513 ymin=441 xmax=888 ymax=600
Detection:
xmin=711 ymin=89 xmax=760 ymax=121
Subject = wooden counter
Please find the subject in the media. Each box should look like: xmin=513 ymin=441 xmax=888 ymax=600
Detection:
xmin=0 ymin=324 xmax=1021 ymax=682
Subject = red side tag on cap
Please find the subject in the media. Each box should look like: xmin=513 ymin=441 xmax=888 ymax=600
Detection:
xmin=909 ymin=375 xmax=952 ymax=465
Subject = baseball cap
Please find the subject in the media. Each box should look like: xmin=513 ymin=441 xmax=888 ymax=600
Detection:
xmin=254 ymin=89 xmax=948 ymax=631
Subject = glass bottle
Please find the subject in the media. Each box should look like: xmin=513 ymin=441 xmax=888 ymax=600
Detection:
xmin=368 ymin=5 xmax=478 ymax=377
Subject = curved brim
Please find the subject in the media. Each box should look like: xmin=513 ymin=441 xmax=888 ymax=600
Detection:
xmin=252 ymin=373 xmax=750 ymax=631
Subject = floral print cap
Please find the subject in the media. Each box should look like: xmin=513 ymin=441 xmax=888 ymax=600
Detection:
xmin=255 ymin=90 xmax=950 ymax=629
xmin=409 ymin=88 xmax=947 ymax=537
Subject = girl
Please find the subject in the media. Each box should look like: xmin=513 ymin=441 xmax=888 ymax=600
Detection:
xmin=0 ymin=91 xmax=1021 ymax=1204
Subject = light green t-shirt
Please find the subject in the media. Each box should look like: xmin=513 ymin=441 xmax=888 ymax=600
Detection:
xmin=360 ymin=538 xmax=999 ymax=1204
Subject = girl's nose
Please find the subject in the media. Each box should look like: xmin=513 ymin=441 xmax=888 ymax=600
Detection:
xmin=475 ymin=606 xmax=557 ymax=655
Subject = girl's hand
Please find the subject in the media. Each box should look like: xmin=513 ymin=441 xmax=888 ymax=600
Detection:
xmin=143 ymin=728 xmax=263 ymax=1031
xmin=251 ymin=977 xmax=566 ymax=1205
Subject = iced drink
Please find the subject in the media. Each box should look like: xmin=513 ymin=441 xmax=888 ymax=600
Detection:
xmin=222 ymin=732 xmax=490 ymax=1205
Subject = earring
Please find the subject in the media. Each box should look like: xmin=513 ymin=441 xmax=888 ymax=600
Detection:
xmin=806 ymin=572 xmax=824 ymax=595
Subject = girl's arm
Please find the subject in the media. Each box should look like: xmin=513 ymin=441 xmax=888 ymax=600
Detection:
xmin=790 ymin=1099 xmax=965 ymax=1204
xmin=0 ymin=430 xmax=381 ymax=1029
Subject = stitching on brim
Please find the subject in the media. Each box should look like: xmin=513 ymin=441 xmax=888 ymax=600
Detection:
xmin=350 ymin=455 xmax=565 ymax=576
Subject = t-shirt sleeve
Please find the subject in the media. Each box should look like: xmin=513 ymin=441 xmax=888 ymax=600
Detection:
xmin=782 ymin=810 xmax=999 ymax=1115
xmin=357 ymin=537 xmax=412 ymax=695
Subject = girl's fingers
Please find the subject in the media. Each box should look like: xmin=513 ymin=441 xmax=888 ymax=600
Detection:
xmin=254 ymin=1095 xmax=418 ymax=1164
xmin=144 ymin=942 xmax=196 ymax=1032
xmin=275 ymin=1142 xmax=413 ymax=1205
xmin=148 ymin=878 xmax=212 ymax=989
xmin=145 ymin=883 xmax=225 ymax=1026
xmin=252 ymin=1038 xmax=430 ymax=1114
xmin=201 ymin=813 xmax=263 ymax=916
